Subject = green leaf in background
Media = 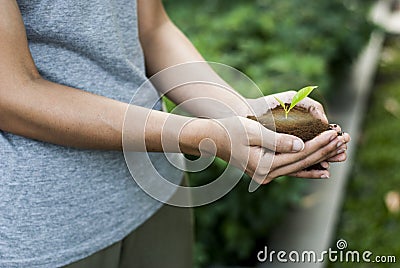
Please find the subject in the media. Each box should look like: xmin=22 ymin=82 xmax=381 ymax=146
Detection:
xmin=288 ymin=85 xmax=318 ymax=112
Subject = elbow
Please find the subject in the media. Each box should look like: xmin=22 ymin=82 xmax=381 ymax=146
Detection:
xmin=0 ymin=82 xmax=13 ymax=132
xmin=0 ymin=92 xmax=9 ymax=132
xmin=0 ymin=70 xmax=42 ymax=132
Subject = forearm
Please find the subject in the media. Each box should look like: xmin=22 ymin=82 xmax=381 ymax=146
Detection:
xmin=0 ymin=76 xmax=127 ymax=150
xmin=139 ymin=5 xmax=251 ymax=117
xmin=0 ymin=76 xmax=214 ymax=153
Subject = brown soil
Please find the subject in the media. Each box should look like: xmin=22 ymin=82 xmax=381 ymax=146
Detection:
xmin=247 ymin=105 xmax=332 ymax=170
xmin=248 ymin=105 xmax=330 ymax=141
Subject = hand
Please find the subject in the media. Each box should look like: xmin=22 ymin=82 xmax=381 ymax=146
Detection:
xmin=245 ymin=91 xmax=350 ymax=169
xmin=206 ymin=116 xmax=344 ymax=184
xmin=326 ymin=124 xmax=350 ymax=163
xmin=246 ymin=90 xmax=328 ymax=124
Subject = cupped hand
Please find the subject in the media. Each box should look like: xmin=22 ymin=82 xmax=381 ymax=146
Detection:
xmin=209 ymin=116 xmax=345 ymax=184
xmin=245 ymin=91 xmax=351 ymax=168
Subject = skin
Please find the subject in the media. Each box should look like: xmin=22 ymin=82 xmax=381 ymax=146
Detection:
xmin=0 ymin=0 xmax=350 ymax=184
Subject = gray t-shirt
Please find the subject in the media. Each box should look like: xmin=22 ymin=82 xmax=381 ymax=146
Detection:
xmin=0 ymin=1 xmax=180 ymax=267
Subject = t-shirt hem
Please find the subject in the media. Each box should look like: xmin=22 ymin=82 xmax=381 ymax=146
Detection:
xmin=0 ymin=203 xmax=163 ymax=268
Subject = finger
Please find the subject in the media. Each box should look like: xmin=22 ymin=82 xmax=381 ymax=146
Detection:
xmin=332 ymin=131 xmax=350 ymax=145
xmin=247 ymin=120 xmax=304 ymax=153
xmin=337 ymin=136 xmax=349 ymax=147
xmin=326 ymin=139 xmax=348 ymax=162
xmin=266 ymin=163 xmax=331 ymax=182
xmin=300 ymin=161 xmax=330 ymax=172
xmin=249 ymin=148 xmax=278 ymax=184
xmin=309 ymin=104 xmax=329 ymax=124
xmin=314 ymin=140 xmax=347 ymax=162
xmin=329 ymin=135 xmax=348 ymax=155
xmin=341 ymin=132 xmax=351 ymax=143
xmin=274 ymin=133 xmax=305 ymax=153
xmin=289 ymin=169 xmax=331 ymax=179
xmin=272 ymin=130 xmax=338 ymax=168
xmin=329 ymin=123 xmax=342 ymax=134
xmin=327 ymin=152 xmax=347 ymax=162
xmin=269 ymin=133 xmax=341 ymax=176
xmin=338 ymin=143 xmax=347 ymax=151
xmin=331 ymin=143 xmax=347 ymax=153
xmin=242 ymin=146 xmax=267 ymax=177
xmin=298 ymin=98 xmax=328 ymax=124
xmin=331 ymin=129 xmax=351 ymax=145
xmin=256 ymin=131 xmax=346 ymax=181
xmin=320 ymin=161 xmax=330 ymax=169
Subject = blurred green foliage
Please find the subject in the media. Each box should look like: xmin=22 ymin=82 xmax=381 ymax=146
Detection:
xmin=163 ymin=0 xmax=374 ymax=266
xmin=165 ymin=0 xmax=373 ymax=96
xmin=330 ymin=37 xmax=400 ymax=268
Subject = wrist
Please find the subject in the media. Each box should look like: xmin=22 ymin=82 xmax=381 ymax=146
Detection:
xmin=236 ymin=100 xmax=253 ymax=117
xmin=179 ymin=118 xmax=225 ymax=156
xmin=243 ymin=97 xmax=268 ymax=116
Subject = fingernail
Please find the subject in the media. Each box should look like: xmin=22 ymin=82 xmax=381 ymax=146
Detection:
xmin=337 ymin=142 xmax=343 ymax=148
xmin=292 ymin=139 xmax=304 ymax=152
xmin=321 ymin=162 xmax=329 ymax=169
xmin=321 ymin=174 xmax=330 ymax=179
xmin=337 ymin=149 xmax=346 ymax=154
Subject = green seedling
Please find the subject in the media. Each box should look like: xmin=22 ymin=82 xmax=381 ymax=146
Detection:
xmin=274 ymin=85 xmax=318 ymax=119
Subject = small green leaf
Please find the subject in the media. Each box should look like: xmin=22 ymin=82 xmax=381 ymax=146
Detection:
xmin=288 ymin=86 xmax=318 ymax=112
xmin=274 ymin=96 xmax=286 ymax=110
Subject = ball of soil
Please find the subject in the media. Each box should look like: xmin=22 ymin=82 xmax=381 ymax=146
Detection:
xmin=247 ymin=105 xmax=338 ymax=171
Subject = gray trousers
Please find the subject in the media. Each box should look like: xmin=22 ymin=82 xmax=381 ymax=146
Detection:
xmin=64 ymin=189 xmax=193 ymax=268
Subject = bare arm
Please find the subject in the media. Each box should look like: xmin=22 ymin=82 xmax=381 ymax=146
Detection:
xmin=137 ymin=0 xmax=253 ymax=118
xmin=0 ymin=0 xmax=345 ymax=182
xmin=137 ymin=0 xmax=333 ymax=123
xmin=0 ymin=0 xmax=206 ymax=152
xmin=137 ymin=0 xmax=350 ymax=175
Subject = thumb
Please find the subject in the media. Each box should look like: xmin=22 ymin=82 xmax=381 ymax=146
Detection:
xmin=251 ymin=122 xmax=304 ymax=153
xmin=273 ymin=132 xmax=304 ymax=153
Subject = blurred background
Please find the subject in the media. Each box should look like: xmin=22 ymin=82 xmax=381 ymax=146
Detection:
xmin=162 ymin=0 xmax=399 ymax=267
